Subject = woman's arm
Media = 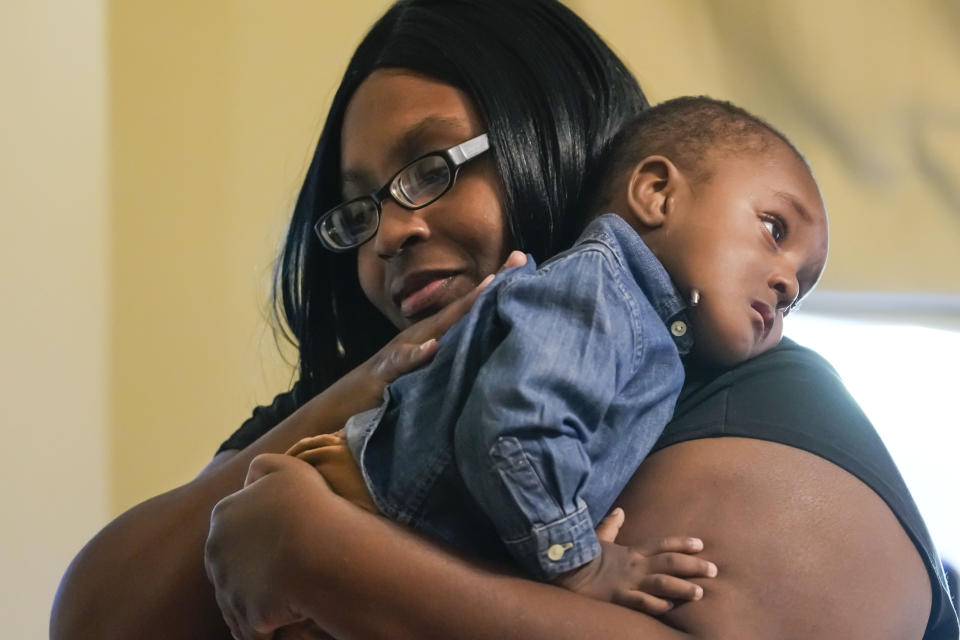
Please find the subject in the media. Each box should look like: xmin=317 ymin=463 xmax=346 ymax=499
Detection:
xmin=206 ymin=439 xmax=933 ymax=640
xmin=49 ymin=273 xmax=501 ymax=640
xmin=49 ymin=369 xmax=384 ymax=640
xmin=205 ymin=453 xmax=694 ymax=640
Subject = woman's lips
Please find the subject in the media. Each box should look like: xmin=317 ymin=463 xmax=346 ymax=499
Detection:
xmin=398 ymin=274 xmax=458 ymax=318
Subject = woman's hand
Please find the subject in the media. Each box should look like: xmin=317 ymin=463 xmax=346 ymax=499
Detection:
xmin=326 ymin=250 xmax=527 ymax=422
xmin=361 ymin=250 xmax=527 ymax=387
xmin=204 ymin=253 xmax=529 ymax=640
xmin=205 ymin=454 xmax=331 ymax=640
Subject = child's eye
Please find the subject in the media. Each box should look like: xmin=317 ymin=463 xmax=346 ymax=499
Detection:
xmin=762 ymin=214 xmax=787 ymax=243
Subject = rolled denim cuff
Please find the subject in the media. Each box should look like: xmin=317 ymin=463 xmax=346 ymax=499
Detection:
xmin=343 ymin=387 xmax=391 ymax=463
xmin=501 ymin=502 xmax=601 ymax=580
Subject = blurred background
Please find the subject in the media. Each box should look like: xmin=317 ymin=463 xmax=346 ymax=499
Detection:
xmin=2 ymin=1 xmax=958 ymax=636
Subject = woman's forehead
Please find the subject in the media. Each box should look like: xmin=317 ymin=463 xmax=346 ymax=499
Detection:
xmin=341 ymin=69 xmax=482 ymax=173
xmin=343 ymin=70 xmax=479 ymax=143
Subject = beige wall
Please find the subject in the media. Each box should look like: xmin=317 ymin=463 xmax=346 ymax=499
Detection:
xmin=0 ymin=2 xmax=109 ymax=638
xmin=573 ymin=0 xmax=960 ymax=294
xmin=109 ymin=0 xmax=392 ymax=513
xmin=3 ymin=1 xmax=958 ymax=635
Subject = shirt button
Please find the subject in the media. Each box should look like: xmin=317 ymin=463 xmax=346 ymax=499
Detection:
xmin=547 ymin=543 xmax=571 ymax=561
xmin=670 ymin=320 xmax=688 ymax=337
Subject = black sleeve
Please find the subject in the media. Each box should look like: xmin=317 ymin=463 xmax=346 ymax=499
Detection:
xmin=216 ymin=381 xmax=309 ymax=454
xmin=659 ymin=338 xmax=959 ymax=639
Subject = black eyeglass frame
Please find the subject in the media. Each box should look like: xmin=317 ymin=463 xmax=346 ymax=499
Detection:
xmin=314 ymin=133 xmax=491 ymax=252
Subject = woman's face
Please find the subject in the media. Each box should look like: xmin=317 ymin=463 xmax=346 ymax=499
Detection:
xmin=342 ymin=69 xmax=510 ymax=330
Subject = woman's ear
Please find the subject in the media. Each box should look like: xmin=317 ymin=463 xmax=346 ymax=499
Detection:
xmin=624 ymin=155 xmax=684 ymax=230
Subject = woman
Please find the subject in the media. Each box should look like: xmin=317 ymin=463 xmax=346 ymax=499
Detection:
xmin=52 ymin=1 xmax=957 ymax=638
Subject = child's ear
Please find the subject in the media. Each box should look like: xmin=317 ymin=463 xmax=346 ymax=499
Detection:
xmin=625 ymin=155 xmax=684 ymax=230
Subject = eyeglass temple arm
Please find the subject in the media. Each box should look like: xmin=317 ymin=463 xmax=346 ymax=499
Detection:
xmin=447 ymin=133 xmax=489 ymax=166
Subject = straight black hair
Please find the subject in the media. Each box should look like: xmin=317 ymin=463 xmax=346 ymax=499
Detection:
xmin=275 ymin=0 xmax=647 ymax=394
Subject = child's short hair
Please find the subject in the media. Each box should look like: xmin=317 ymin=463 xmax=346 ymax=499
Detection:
xmin=589 ymin=96 xmax=807 ymax=213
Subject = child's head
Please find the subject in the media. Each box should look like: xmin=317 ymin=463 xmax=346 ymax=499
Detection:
xmin=593 ymin=96 xmax=829 ymax=366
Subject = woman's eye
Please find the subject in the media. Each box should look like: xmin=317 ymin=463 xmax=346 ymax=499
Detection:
xmin=421 ymin=168 xmax=447 ymax=184
xmin=762 ymin=215 xmax=786 ymax=243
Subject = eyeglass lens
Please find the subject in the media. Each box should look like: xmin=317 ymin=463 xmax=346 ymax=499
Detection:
xmin=322 ymin=156 xmax=453 ymax=250
xmin=317 ymin=198 xmax=380 ymax=249
xmin=390 ymin=156 xmax=452 ymax=207
xmin=316 ymin=133 xmax=488 ymax=251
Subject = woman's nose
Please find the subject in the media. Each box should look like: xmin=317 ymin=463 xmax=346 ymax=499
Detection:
xmin=372 ymin=201 xmax=430 ymax=259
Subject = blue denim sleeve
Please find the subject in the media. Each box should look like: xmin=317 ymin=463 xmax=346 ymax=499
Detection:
xmin=452 ymin=248 xmax=641 ymax=580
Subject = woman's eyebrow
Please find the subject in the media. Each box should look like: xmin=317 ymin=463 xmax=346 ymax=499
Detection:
xmin=393 ymin=116 xmax=470 ymax=162
xmin=341 ymin=169 xmax=374 ymax=192
xmin=341 ymin=116 xmax=471 ymax=193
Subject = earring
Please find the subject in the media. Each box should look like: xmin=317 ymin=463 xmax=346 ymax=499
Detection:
xmin=689 ymin=288 xmax=701 ymax=307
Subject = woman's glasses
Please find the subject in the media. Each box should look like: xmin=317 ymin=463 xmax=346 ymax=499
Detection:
xmin=315 ymin=133 xmax=490 ymax=251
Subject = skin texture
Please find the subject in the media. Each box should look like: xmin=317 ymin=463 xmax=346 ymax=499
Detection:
xmin=348 ymin=69 xmax=511 ymax=329
xmin=615 ymin=148 xmax=829 ymax=366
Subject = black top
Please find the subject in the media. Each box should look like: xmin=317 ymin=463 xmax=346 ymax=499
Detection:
xmin=218 ymin=338 xmax=959 ymax=638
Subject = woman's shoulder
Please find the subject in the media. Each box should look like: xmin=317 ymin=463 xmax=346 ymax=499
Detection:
xmin=654 ymin=337 xmax=959 ymax=639
xmin=662 ymin=337 xmax=871 ymax=449
xmin=659 ymin=336 xmax=916 ymax=548
xmin=660 ymin=338 xmax=914 ymax=517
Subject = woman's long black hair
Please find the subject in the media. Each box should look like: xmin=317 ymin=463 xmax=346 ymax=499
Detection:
xmin=275 ymin=0 xmax=647 ymax=395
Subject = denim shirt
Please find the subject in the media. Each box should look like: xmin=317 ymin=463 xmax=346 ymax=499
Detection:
xmin=345 ymin=214 xmax=692 ymax=579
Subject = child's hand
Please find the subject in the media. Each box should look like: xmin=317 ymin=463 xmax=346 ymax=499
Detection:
xmin=553 ymin=508 xmax=718 ymax=615
xmin=282 ymin=432 xmax=379 ymax=513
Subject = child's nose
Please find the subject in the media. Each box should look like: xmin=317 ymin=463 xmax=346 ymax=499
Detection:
xmin=771 ymin=268 xmax=800 ymax=312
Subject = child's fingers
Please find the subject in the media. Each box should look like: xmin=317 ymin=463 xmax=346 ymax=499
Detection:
xmin=613 ymin=590 xmax=674 ymax=616
xmin=644 ymin=552 xmax=718 ymax=579
xmin=595 ymin=507 xmax=625 ymax=543
xmin=294 ymin=446 xmax=338 ymax=467
xmin=285 ymin=433 xmax=343 ymax=457
xmin=636 ymin=574 xmax=705 ymax=602
xmin=635 ymin=535 xmax=703 ymax=556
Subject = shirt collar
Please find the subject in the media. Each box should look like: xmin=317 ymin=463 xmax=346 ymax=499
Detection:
xmin=577 ymin=214 xmax=693 ymax=355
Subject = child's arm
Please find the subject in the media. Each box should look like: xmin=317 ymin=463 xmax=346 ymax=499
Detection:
xmin=452 ymin=249 xmax=683 ymax=582
xmin=555 ymin=508 xmax=717 ymax=615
